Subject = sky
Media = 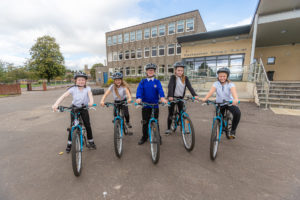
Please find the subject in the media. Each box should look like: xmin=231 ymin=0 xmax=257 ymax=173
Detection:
xmin=0 ymin=0 xmax=259 ymax=70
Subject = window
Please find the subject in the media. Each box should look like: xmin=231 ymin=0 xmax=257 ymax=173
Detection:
xmin=267 ymin=57 xmax=276 ymax=65
xmin=114 ymin=67 xmax=119 ymax=72
xmin=107 ymin=37 xmax=112 ymax=46
xmin=151 ymin=26 xmax=157 ymax=38
xmin=168 ymin=22 xmax=175 ymax=35
xmin=151 ymin=46 xmax=157 ymax=57
xmin=124 ymin=33 xmax=129 ymax=43
xmin=177 ymin=20 xmax=184 ymax=33
xmin=176 ymin=43 xmax=181 ymax=55
xmin=112 ymin=35 xmax=117 ymax=45
xmin=159 ymin=24 xmax=165 ymax=36
xmin=130 ymin=31 xmax=135 ymax=42
xmin=137 ymin=48 xmax=142 ymax=59
xmin=168 ymin=64 xmax=174 ymax=74
xmin=131 ymin=67 xmax=136 ymax=75
xmin=137 ymin=66 xmax=142 ymax=76
xmin=125 ymin=50 xmax=130 ymax=60
xmin=136 ymin=30 xmax=142 ymax=41
xmin=144 ymin=47 xmax=150 ymax=58
xmin=186 ymin=18 xmax=194 ymax=32
xmin=159 ymin=65 xmax=165 ymax=75
xmin=130 ymin=50 xmax=135 ymax=59
xmin=108 ymin=52 xmax=112 ymax=62
xmin=168 ymin=44 xmax=175 ymax=55
xmin=118 ymin=51 xmax=123 ymax=60
xmin=144 ymin=28 xmax=150 ymax=39
xmin=109 ymin=68 xmax=114 ymax=76
xmin=113 ymin=52 xmax=118 ymax=61
xmin=120 ymin=67 xmax=124 ymax=75
xmin=118 ymin=34 xmax=122 ymax=44
xmin=126 ymin=67 xmax=130 ymax=76
xmin=159 ymin=45 xmax=165 ymax=56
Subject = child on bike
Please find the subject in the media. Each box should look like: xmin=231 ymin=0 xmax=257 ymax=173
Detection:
xmin=100 ymin=72 xmax=133 ymax=128
xmin=136 ymin=63 xmax=168 ymax=145
xmin=202 ymin=67 xmax=241 ymax=139
xmin=52 ymin=72 xmax=96 ymax=152
xmin=165 ymin=61 xmax=199 ymax=134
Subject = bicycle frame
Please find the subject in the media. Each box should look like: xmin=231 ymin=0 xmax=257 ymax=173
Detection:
xmin=211 ymin=105 xmax=224 ymax=142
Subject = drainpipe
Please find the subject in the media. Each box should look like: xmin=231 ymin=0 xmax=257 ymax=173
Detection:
xmin=250 ymin=13 xmax=258 ymax=65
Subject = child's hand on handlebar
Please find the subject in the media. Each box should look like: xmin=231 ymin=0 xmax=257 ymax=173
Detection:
xmin=136 ymin=99 xmax=142 ymax=104
xmin=100 ymin=101 xmax=105 ymax=107
xmin=232 ymin=99 xmax=239 ymax=106
xmin=52 ymin=104 xmax=58 ymax=112
xmin=160 ymin=97 xmax=168 ymax=104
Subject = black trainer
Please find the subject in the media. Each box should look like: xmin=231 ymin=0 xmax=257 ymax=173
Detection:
xmin=229 ymin=130 xmax=236 ymax=139
xmin=66 ymin=144 xmax=72 ymax=153
xmin=87 ymin=142 xmax=97 ymax=150
xmin=138 ymin=137 xmax=148 ymax=145
xmin=126 ymin=122 xmax=132 ymax=128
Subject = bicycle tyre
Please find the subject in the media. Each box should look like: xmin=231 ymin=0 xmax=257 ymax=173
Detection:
xmin=150 ymin=122 xmax=160 ymax=164
xmin=170 ymin=114 xmax=178 ymax=132
xmin=225 ymin=112 xmax=233 ymax=140
xmin=71 ymin=129 xmax=82 ymax=176
xmin=114 ymin=119 xmax=123 ymax=158
xmin=181 ymin=115 xmax=195 ymax=152
xmin=210 ymin=119 xmax=220 ymax=161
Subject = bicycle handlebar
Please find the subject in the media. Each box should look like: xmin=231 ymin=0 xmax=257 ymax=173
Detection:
xmin=104 ymin=100 xmax=133 ymax=108
xmin=203 ymin=100 xmax=240 ymax=106
xmin=134 ymin=102 xmax=168 ymax=108
xmin=168 ymin=96 xmax=199 ymax=104
xmin=58 ymin=104 xmax=97 ymax=112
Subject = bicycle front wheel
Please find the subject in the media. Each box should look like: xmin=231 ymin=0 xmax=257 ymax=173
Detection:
xmin=114 ymin=119 xmax=123 ymax=158
xmin=71 ymin=129 xmax=82 ymax=176
xmin=210 ymin=119 xmax=220 ymax=160
xmin=150 ymin=122 xmax=160 ymax=164
xmin=181 ymin=116 xmax=195 ymax=152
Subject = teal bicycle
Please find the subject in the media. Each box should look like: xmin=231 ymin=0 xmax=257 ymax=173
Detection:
xmin=135 ymin=102 xmax=167 ymax=164
xmin=58 ymin=104 xmax=97 ymax=176
xmin=168 ymin=96 xmax=196 ymax=151
xmin=204 ymin=100 xmax=239 ymax=160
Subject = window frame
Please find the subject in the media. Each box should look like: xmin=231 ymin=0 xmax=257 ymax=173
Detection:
xmin=158 ymin=45 xmax=165 ymax=56
xmin=168 ymin=44 xmax=175 ymax=56
xmin=144 ymin=47 xmax=150 ymax=58
xmin=144 ymin=28 xmax=150 ymax=39
xmin=151 ymin=26 xmax=158 ymax=38
xmin=151 ymin=46 xmax=157 ymax=57
xmin=177 ymin=20 xmax=185 ymax=33
xmin=168 ymin=22 xmax=175 ymax=35
xmin=130 ymin=31 xmax=136 ymax=42
xmin=117 ymin=34 xmax=122 ymax=44
xmin=124 ymin=33 xmax=129 ymax=43
xmin=136 ymin=30 xmax=142 ymax=41
xmin=159 ymin=24 xmax=165 ymax=37
xmin=186 ymin=18 xmax=194 ymax=32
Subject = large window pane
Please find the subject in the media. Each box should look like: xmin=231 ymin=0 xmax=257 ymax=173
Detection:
xmin=151 ymin=46 xmax=157 ymax=57
xmin=107 ymin=37 xmax=112 ymax=46
xmin=168 ymin=22 xmax=175 ymax=35
xmin=136 ymin=30 xmax=142 ymax=41
xmin=124 ymin=33 xmax=129 ymax=43
xmin=168 ymin=44 xmax=175 ymax=55
xmin=177 ymin=20 xmax=184 ymax=33
xmin=186 ymin=18 xmax=194 ymax=32
xmin=131 ymin=50 xmax=135 ymax=59
xmin=151 ymin=26 xmax=157 ymax=38
xmin=159 ymin=45 xmax=165 ymax=56
xmin=130 ymin=31 xmax=135 ymax=42
xmin=144 ymin=28 xmax=150 ymax=39
xmin=206 ymin=60 xmax=217 ymax=77
xmin=112 ymin=36 xmax=117 ymax=45
xmin=125 ymin=50 xmax=129 ymax=60
xmin=118 ymin=34 xmax=122 ymax=44
xmin=137 ymin=48 xmax=142 ymax=58
xmin=144 ymin=47 xmax=150 ymax=58
xmin=159 ymin=25 xmax=165 ymax=36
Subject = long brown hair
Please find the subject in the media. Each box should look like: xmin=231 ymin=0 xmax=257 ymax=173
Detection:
xmin=175 ymin=67 xmax=186 ymax=84
xmin=114 ymin=79 xmax=131 ymax=99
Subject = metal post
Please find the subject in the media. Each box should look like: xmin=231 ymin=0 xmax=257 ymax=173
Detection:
xmin=250 ymin=14 xmax=258 ymax=64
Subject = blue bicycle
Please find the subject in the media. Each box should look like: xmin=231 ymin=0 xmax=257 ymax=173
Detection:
xmin=135 ymin=102 xmax=166 ymax=164
xmin=168 ymin=97 xmax=196 ymax=151
xmin=204 ymin=100 xmax=239 ymax=160
xmin=58 ymin=104 xmax=97 ymax=176
xmin=104 ymin=101 xmax=133 ymax=158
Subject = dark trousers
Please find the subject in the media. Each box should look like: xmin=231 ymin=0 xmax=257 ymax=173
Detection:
xmin=68 ymin=109 xmax=93 ymax=141
xmin=113 ymin=99 xmax=130 ymax=123
xmin=142 ymin=107 xmax=159 ymax=139
xmin=220 ymin=105 xmax=241 ymax=132
xmin=167 ymin=101 xmax=184 ymax=129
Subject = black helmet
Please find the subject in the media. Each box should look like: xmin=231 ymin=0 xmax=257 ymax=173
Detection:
xmin=74 ymin=72 xmax=88 ymax=79
xmin=145 ymin=63 xmax=157 ymax=71
xmin=217 ymin=67 xmax=230 ymax=77
xmin=173 ymin=61 xmax=186 ymax=69
xmin=112 ymin=72 xmax=123 ymax=79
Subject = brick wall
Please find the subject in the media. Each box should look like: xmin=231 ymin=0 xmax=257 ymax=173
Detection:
xmin=0 ymin=84 xmax=21 ymax=95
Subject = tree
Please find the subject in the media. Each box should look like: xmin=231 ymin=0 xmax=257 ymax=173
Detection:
xmin=90 ymin=63 xmax=104 ymax=80
xmin=28 ymin=35 xmax=66 ymax=83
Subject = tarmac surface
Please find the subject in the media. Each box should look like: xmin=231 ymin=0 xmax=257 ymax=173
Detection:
xmin=0 ymin=88 xmax=300 ymax=200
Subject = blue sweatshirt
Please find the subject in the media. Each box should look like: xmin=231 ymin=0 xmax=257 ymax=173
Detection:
xmin=136 ymin=78 xmax=165 ymax=108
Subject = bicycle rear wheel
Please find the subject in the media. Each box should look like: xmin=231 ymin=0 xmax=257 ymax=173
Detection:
xmin=181 ymin=116 xmax=195 ymax=152
xmin=114 ymin=119 xmax=123 ymax=158
xmin=170 ymin=114 xmax=178 ymax=132
xmin=150 ymin=122 xmax=160 ymax=164
xmin=71 ymin=129 xmax=82 ymax=176
xmin=225 ymin=112 xmax=233 ymax=139
xmin=210 ymin=119 xmax=220 ymax=160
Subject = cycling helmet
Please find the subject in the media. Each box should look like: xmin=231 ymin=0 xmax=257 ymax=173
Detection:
xmin=145 ymin=63 xmax=157 ymax=71
xmin=217 ymin=67 xmax=230 ymax=77
xmin=112 ymin=72 xmax=123 ymax=79
xmin=173 ymin=61 xmax=186 ymax=69
xmin=74 ymin=71 xmax=88 ymax=79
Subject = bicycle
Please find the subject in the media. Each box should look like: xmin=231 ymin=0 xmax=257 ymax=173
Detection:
xmin=204 ymin=100 xmax=240 ymax=161
xmin=134 ymin=102 xmax=167 ymax=164
xmin=58 ymin=104 xmax=97 ymax=176
xmin=104 ymin=101 xmax=133 ymax=158
xmin=168 ymin=96 xmax=197 ymax=152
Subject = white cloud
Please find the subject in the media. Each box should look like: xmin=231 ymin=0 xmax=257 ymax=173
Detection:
xmin=0 ymin=0 xmax=143 ymax=70
xmin=224 ymin=17 xmax=252 ymax=28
